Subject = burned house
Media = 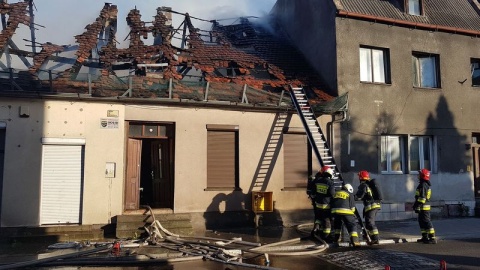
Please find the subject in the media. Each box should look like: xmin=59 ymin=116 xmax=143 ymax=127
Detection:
xmin=0 ymin=1 xmax=346 ymax=236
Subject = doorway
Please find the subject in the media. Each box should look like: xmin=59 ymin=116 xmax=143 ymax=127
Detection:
xmin=125 ymin=123 xmax=175 ymax=210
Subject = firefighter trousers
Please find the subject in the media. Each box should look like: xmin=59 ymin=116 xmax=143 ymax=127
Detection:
xmin=365 ymin=209 xmax=380 ymax=240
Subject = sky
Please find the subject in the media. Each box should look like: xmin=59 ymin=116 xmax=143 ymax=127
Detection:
xmin=14 ymin=0 xmax=277 ymax=49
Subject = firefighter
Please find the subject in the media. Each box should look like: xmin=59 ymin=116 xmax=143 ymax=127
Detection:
xmin=331 ymin=183 xmax=360 ymax=247
xmin=355 ymin=170 xmax=381 ymax=245
xmin=413 ymin=168 xmax=437 ymax=244
xmin=306 ymin=166 xmax=336 ymax=241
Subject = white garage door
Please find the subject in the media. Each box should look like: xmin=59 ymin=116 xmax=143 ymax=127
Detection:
xmin=40 ymin=144 xmax=83 ymax=225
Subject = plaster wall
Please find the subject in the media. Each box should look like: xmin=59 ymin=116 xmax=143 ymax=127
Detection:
xmin=0 ymin=99 xmax=125 ymax=227
xmin=125 ymin=105 xmax=313 ymax=215
xmin=333 ymin=18 xmax=477 ymax=202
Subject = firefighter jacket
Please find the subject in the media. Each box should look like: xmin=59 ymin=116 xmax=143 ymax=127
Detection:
xmin=355 ymin=181 xmax=381 ymax=212
xmin=331 ymin=189 xmax=356 ymax=215
xmin=414 ymin=180 xmax=432 ymax=211
xmin=307 ymin=174 xmax=335 ymax=209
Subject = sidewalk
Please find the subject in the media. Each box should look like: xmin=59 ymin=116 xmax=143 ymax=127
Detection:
xmin=369 ymin=217 xmax=480 ymax=245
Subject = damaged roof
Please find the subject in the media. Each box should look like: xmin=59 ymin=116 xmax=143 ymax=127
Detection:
xmin=0 ymin=2 xmax=335 ymax=109
xmin=335 ymin=0 xmax=480 ymax=35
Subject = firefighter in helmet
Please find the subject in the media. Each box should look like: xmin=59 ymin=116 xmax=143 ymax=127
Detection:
xmin=306 ymin=166 xmax=336 ymax=241
xmin=355 ymin=170 xmax=381 ymax=245
xmin=331 ymin=183 xmax=360 ymax=247
xmin=413 ymin=168 xmax=437 ymax=244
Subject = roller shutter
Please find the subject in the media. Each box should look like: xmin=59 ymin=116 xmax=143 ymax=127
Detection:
xmin=40 ymin=145 xmax=83 ymax=224
xmin=284 ymin=133 xmax=309 ymax=188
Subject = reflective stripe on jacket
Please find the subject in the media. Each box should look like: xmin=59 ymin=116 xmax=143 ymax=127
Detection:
xmin=307 ymin=175 xmax=335 ymax=208
xmin=331 ymin=190 xmax=355 ymax=215
xmin=355 ymin=181 xmax=381 ymax=212
xmin=415 ymin=180 xmax=432 ymax=211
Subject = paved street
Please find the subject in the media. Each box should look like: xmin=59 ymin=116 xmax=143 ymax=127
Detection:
xmin=1 ymin=217 xmax=479 ymax=269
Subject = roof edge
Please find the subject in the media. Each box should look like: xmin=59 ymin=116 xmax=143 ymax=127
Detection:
xmin=337 ymin=10 xmax=480 ymax=37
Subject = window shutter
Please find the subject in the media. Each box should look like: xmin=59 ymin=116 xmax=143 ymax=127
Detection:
xmin=207 ymin=131 xmax=235 ymax=188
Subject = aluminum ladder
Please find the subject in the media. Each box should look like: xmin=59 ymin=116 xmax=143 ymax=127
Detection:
xmin=289 ymin=86 xmax=343 ymax=187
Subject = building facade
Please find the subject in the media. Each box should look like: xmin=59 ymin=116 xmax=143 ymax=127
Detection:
xmin=272 ymin=0 xmax=480 ymax=218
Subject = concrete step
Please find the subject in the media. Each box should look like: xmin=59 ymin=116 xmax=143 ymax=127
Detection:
xmin=115 ymin=213 xmax=193 ymax=239
xmin=0 ymin=224 xmax=106 ymax=243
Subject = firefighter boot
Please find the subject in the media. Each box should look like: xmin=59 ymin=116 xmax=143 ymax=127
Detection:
xmin=426 ymin=233 xmax=437 ymax=244
xmin=417 ymin=233 xmax=429 ymax=243
xmin=311 ymin=223 xmax=320 ymax=238
xmin=350 ymin=236 xmax=361 ymax=247
xmin=333 ymin=233 xmax=341 ymax=244
xmin=370 ymin=234 xmax=380 ymax=245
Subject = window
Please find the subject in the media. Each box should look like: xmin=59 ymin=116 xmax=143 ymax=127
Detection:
xmin=412 ymin=52 xmax=440 ymax=88
xmin=409 ymin=136 xmax=433 ymax=171
xmin=407 ymin=0 xmax=422 ymax=16
xmin=128 ymin=123 xmax=169 ymax=137
xmin=206 ymin=125 xmax=239 ymax=189
xmin=381 ymin=136 xmax=405 ymax=173
xmin=471 ymin=58 xmax=480 ymax=86
xmin=360 ymin=46 xmax=390 ymax=84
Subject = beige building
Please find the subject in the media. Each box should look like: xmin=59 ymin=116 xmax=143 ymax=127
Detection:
xmin=0 ymin=94 xmax=323 ymax=228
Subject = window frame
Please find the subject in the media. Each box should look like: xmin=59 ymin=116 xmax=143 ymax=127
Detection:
xmin=359 ymin=46 xmax=391 ymax=84
xmin=409 ymin=135 xmax=434 ymax=172
xmin=471 ymin=58 xmax=480 ymax=87
xmin=380 ymin=135 xmax=406 ymax=174
xmin=412 ymin=52 xmax=441 ymax=89
xmin=206 ymin=125 xmax=240 ymax=191
xmin=406 ymin=0 xmax=423 ymax=16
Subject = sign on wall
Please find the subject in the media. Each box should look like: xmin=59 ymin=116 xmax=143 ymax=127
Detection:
xmin=100 ymin=118 xmax=119 ymax=129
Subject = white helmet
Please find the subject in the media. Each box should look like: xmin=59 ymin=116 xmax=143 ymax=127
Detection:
xmin=344 ymin=184 xmax=353 ymax=193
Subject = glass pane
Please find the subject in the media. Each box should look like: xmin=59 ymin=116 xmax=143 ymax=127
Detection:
xmin=360 ymin=48 xmax=372 ymax=82
xmin=372 ymin=49 xmax=385 ymax=83
xmin=158 ymin=146 xmax=163 ymax=178
xmin=381 ymin=136 xmax=388 ymax=171
xmin=390 ymin=137 xmax=402 ymax=172
xmin=422 ymin=137 xmax=431 ymax=170
xmin=409 ymin=0 xmax=421 ymax=15
xmin=420 ymin=56 xmax=437 ymax=88
xmin=159 ymin=126 xmax=167 ymax=137
xmin=144 ymin=125 xmax=158 ymax=137
xmin=129 ymin=124 xmax=142 ymax=136
xmin=471 ymin=60 xmax=480 ymax=86
xmin=409 ymin=137 xmax=420 ymax=171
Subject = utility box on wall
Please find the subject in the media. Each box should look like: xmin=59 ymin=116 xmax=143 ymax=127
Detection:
xmin=252 ymin=191 xmax=273 ymax=213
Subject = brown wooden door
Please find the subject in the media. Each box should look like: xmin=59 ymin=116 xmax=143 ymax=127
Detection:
xmin=125 ymin=138 xmax=142 ymax=210
xmin=151 ymin=140 xmax=172 ymax=208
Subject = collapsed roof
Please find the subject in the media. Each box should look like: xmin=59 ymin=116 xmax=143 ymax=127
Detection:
xmin=0 ymin=2 xmax=343 ymax=112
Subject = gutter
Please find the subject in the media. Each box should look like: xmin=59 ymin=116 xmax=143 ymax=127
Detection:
xmin=0 ymin=91 xmax=295 ymax=114
xmin=337 ymin=10 xmax=480 ymax=36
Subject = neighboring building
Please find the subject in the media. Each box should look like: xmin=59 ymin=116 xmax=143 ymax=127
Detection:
xmin=0 ymin=2 xmax=341 ymax=231
xmin=271 ymin=0 xmax=480 ymax=218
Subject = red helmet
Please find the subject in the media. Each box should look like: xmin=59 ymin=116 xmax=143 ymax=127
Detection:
xmin=419 ymin=169 xmax=430 ymax=180
xmin=358 ymin=170 xmax=370 ymax=180
xmin=321 ymin=166 xmax=334 ymax=177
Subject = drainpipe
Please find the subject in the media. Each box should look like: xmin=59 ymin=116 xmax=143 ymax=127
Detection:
xmin=326 ymin=111 xmax=347 ymax=157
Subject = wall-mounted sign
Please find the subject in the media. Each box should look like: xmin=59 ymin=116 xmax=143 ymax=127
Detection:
xmin=100 ymin=118 xmax=119 ymax=129
xmin=107 ymin=110 xmax=119 ymax=118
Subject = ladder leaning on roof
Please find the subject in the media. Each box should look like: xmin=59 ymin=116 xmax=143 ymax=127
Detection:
xmin=289 ymin=86 xmax=343 ymax=188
